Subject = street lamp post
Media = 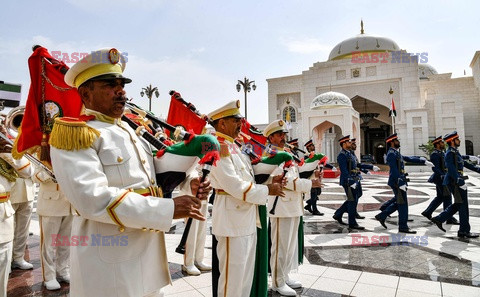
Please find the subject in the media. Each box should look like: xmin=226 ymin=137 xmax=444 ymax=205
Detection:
xmin=236 ymin=77 xmax=256 ymax=120
xmin=140 ymin=84 xmax=160 ymax=112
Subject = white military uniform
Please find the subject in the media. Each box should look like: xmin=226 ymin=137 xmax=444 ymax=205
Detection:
xmin=0 ymin=153 xmax=32 ymax=297
xmin=50 ymin=109 xmax=193 ymax=297
xmin=268 ymin=160 xmax=311 ymax=289
xmin=262 ymin=120 xmax=313 ymax=291
xmin=32 ymin=168 xmax=74 ymax=283
xmin=10 ymin=168 xmax=35 ymax=264
xmin=210 ymin=131 xmax=269 ymax=297
xmin=183 ymin=199 xmax=208 ymax=270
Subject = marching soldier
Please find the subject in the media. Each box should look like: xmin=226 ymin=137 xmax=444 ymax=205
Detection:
xmin=349 ymin=138 xmax=380 ymax=219
xmin=265 ymin=120 xmax=322 ymax=296
xmin=49 ymin=48 xmax=211 ymax=297
xmin=375 ymin=133 xmax=432 ymax=234
xmin=333 ymin=136 xmax=364 ymax=229
xmin=207 ymin=101 xmax=285 ymax=297
xmin=303 ymin=139 xmax=324 ymax=216
xmin=0 ymin=126 xmax=32 ymax=297
xmin=421 ymin=136 xmax=459 ymax=224
xmin=431 ymin=131 xmax=480 ymax=238
xmin=32 ymin=166 xmax=75 ymax=290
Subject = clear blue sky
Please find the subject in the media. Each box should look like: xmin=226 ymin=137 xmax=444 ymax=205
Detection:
xmin=1 ymin=0 xmax=479 ymax=124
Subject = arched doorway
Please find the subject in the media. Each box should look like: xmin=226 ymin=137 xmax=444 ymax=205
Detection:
xmin=312 ymin=121 xmax=343 ymax=162
xmin=351 ymin=96 xmax=391 ymax=162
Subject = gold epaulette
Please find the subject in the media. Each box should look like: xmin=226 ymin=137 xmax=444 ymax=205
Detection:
xmin=49 ymin=117 xmax=100 ymax=151
xmin=220 ymin=142 xmax=230 ymax=158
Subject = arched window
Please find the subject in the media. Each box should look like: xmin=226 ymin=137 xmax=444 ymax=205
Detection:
xmin=282 ymin=106 xmax=296 ymax=123
xmin=466 ymin=140 xmax=474 ymax=156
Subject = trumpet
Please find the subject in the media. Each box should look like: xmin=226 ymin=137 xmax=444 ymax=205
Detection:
xmin=0 ymin=131 xmax=57 ymax=182
xmin=0 ymin=106 xmax=24 ymax=139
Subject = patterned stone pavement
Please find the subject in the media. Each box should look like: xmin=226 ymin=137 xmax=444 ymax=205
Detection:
xmin=7 ymin=170 xmax=480 ymax=296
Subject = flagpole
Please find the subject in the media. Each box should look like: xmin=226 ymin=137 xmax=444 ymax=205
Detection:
xmin=389 ymin=87 xmax=396 ymax=133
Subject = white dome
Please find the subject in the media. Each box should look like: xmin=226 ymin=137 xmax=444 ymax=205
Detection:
xmin=328 ymin=22 xmax=400 ymax=61
xmin=418 ymin=63 xmax=438 ymax=79
xmin=328 ymin=34 xmax=400 ymax=61
xmin=311 ymin=91 xmax=352 ymax=109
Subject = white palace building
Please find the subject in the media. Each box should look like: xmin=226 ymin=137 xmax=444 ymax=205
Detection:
xmin=266 ymin=22 xmax=480 ymax=164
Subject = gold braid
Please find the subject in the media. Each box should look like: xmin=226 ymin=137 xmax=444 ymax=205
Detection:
xmin=0 ymin=158 xmax=18 ymax=183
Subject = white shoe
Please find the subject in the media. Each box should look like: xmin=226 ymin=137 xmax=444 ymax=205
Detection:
xmin=272 ymin=284 xmax=297 ymax=296
xmin=57 ymin=274 xmax=70 ymax=283
xmin=44 ymin=279 xmax=61 ymax=290
xmin=182 ymin=265 xmax=201 ymax=276
xmin=12 ymin=259 xmax=33 ymax=270
xmin=286 ymin=278 xmax=302 ymax=289
xmin=195 ymin=261 xmax=212 ymax=271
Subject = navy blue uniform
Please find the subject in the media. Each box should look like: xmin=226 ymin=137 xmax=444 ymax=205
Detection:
xmin=433 ymin=146 xmax=480 ymax=235
xmin=377 ymin=148 xmax=424 ymax=230
xmin=334 ymin=149 xmax=360 ymax=226
xmin=422 ymin=149 xmax=453 ymax=218
xmin=351 ymin=152 xmax=373 ymax=199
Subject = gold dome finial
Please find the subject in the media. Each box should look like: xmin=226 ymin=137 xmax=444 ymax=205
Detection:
xmin=360 ymin=19 xmax=364 ymax=34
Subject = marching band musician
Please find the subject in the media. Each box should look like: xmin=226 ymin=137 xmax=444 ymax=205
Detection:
xmin=32 ymin=166 xmax=75 ymax=290
xmin=9 ymin=158 xmax=35 ymax=272
xmin=207 ymin=101 xmax=285 ymax=297
xmin=303 ymin=139 xmax=324 ymax=216
xmin=48 ymin=48 xmax=211 ymax=297
xmin=0 ymin=125 xmax=32 ymax=297
xmin=265 ymin=120 xmax=322 ymax=297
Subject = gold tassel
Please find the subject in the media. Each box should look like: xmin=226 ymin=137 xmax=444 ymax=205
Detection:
xmin=49 ymin=118 xmax=100 ymax=151
xmin=40 ymin=133 xmax=50 ymax=161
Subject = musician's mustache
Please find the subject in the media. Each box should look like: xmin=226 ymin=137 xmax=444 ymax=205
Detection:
xmin=114 ymin=97 xmax=127 ymax=103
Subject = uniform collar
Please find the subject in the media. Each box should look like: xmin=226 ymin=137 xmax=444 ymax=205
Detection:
xmin=84 ymin=109 xmax=117 ymax=124
xmin=268 ymin=144 xmax=284 ymax=151
xmin=215 ymin=131 xmax=234 ymax=144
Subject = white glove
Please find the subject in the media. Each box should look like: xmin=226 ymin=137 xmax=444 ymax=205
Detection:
xmin=419 ymin=157 xmax=427 ymax=162
xmin=468 ymin=155 xmax=480 ymax=163
xmin=372 ymin=166 xmax=380 ymax=172
xmin=350 ymin=183 xmax=357 ymax=189
xmin=399 ymin=185 xmax=407 ymax=192
xmin=460 ymin=184 xmax=467 ymax=191
xmin=424 ymin=161 xmax=434 ymax=167
xmin=332 ymin=166 xmax=337 ymax=171
xmin=366 ymin=171 xmax=372 ymax=175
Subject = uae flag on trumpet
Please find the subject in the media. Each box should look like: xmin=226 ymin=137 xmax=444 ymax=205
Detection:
xmin=251 ymin=152 xmax=293 ymax=184
xmin=299 ymin=153 xmax=327 ymax=179
xmin=154 ymin=134 xmax=219 ymax=193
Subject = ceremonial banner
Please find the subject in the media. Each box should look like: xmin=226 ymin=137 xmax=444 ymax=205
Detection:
xmin=13 ymin=46 xmax=82 ymax=160
xmin=166 ymin=94 xmax=206 ymax=136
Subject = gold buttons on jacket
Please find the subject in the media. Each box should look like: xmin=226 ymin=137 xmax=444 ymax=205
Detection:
xmin=155 ymin=230 xmax=160 ymax=233
xmin=141 ymin=159 xmax=146 ymax=164
xmin=149 ymin=228 xmax=155 ymax=232
xmin=118 ymin=226 xmax=125 ymax=233
xmin=142 ymin=227 xmax=147 ymax=232
xmin=117 ymin=156 xmax=123 ymax=163
xmin=133 ymin=139 xmax=137 ymax=143
xmin=151 ymin=179 xmax=155 ymax=185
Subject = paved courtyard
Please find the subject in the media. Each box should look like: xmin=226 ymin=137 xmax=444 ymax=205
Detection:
xmin=7 ymin=171 xmax=480 ymax=296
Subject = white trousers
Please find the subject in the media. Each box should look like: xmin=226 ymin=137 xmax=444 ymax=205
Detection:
xmin=216 ymin=233 xmax=256 ymax=297
xmin=145 ymin=288 xmax=164 ymax=297
xmin=11 ymin=201 xmax=33 ymax=262
xmin=184 ymin=203 xmax=207 ymax=266
xmin=270 ymin=217 xmax=300 ymax=288
xmin=0 ymin=241 xmax=13 ymax=297
xmin=39 ymin=215 xmax=73 ymax=281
